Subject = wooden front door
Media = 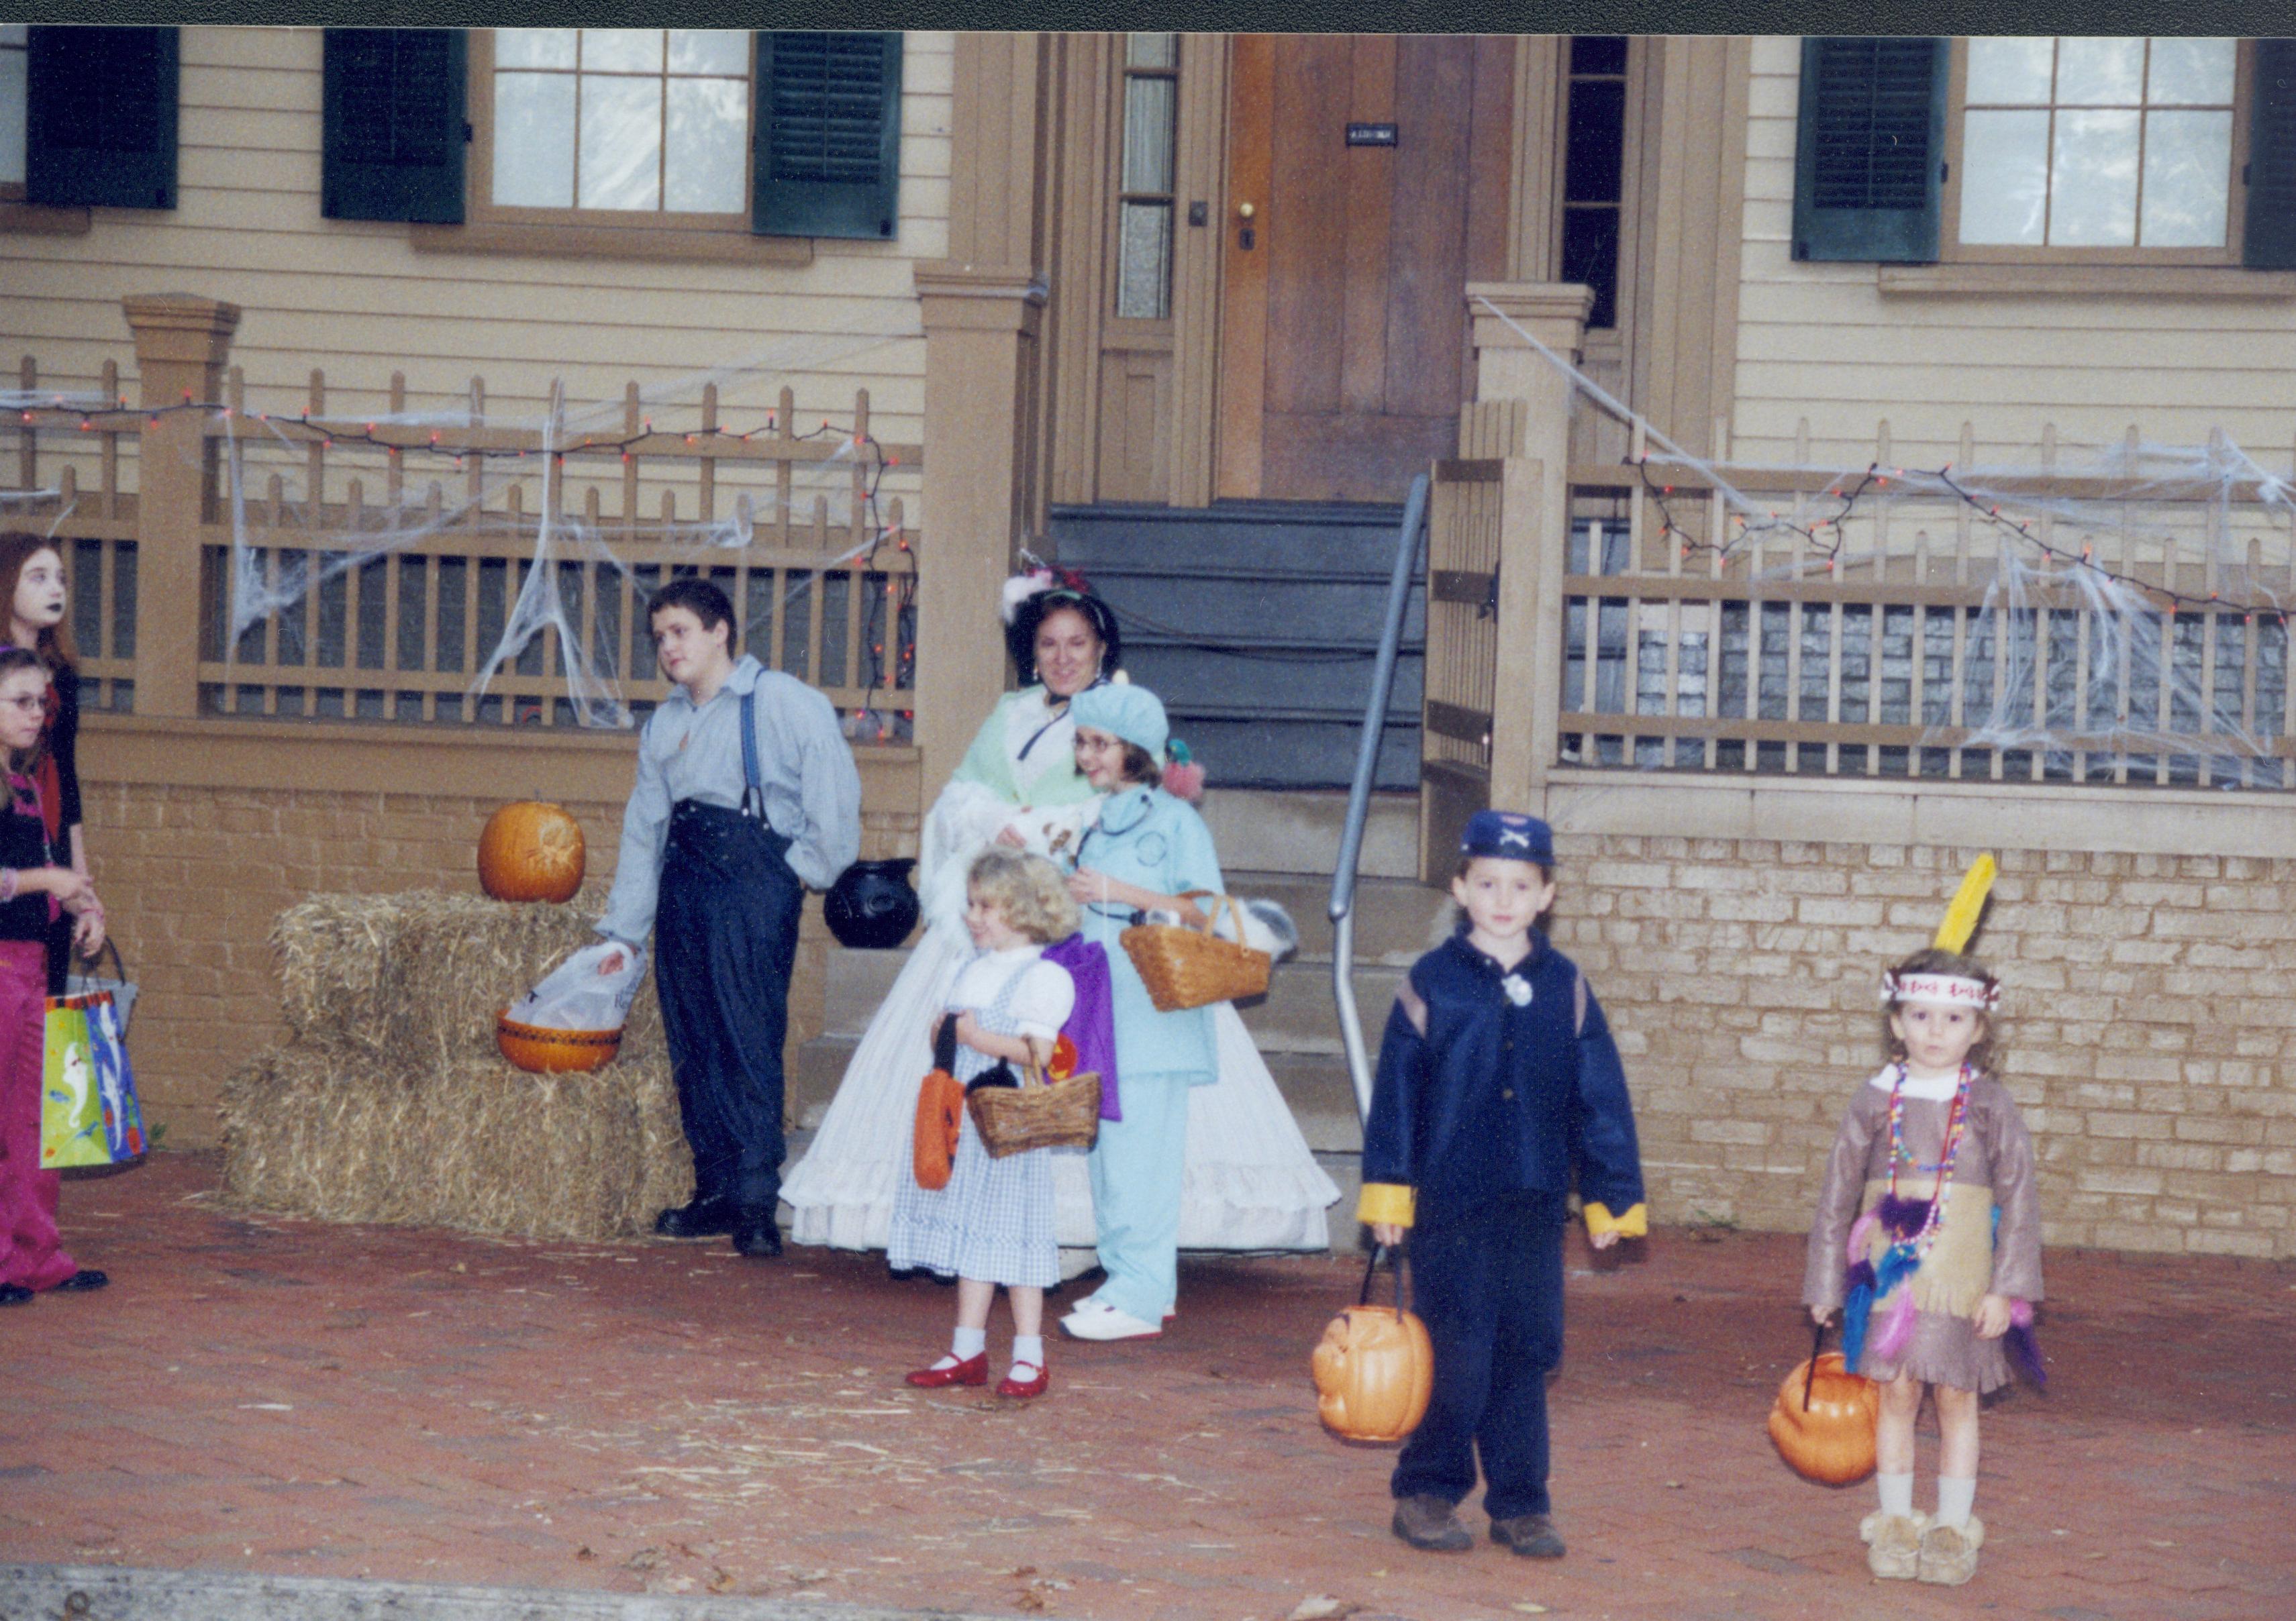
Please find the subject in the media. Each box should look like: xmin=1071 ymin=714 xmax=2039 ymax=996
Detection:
xmin=1217 ymin=34 xmax=1515 ymax=504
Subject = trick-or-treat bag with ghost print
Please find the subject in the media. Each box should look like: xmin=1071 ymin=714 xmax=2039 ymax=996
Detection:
xmin=40 ymin=982 xmax=144 ymax=1168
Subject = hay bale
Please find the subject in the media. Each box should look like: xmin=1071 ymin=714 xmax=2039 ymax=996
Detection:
xmin=221 ymin=1044 xmax=693 ymax=1241
xmin=274 ymin=886 xmax=666 ymax=1069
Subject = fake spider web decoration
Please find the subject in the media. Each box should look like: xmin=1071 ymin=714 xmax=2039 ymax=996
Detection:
xmin=19 ymin=318 xmax=922 ymax=736
xmin=1481 ymin=297 xmax=2296 ymax=790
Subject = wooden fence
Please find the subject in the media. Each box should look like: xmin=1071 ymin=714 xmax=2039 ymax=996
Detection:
xmin=1421 ymin=410 xmax=2296 ymax=849
xmin=9 ymin=303 xmax=923 ymax=737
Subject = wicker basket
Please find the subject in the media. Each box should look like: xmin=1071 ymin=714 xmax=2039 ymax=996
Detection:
xmin=1120 ymin=891 xmax=1272 ymax=1012
xmin=966 ymin=1066 xmax=1102 ymax=1158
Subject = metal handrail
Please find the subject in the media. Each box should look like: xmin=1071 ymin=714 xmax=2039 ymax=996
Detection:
xmin=1329 ymin=472 xmax=1429 ymax=1121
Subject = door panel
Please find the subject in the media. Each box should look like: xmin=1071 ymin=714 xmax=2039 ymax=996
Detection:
xmin=1219 ymin=34 xmax=1513 ymax=503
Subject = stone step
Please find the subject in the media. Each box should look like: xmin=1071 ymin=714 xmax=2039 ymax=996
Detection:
xmin=1226 ymin=869 xmax=1447 ymax=964
xmin=1198 ymin=787 xmax=1419 ymax=879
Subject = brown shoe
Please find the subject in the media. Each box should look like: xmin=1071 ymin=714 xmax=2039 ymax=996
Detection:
xmin=1489 ymin=1513 xmax=1566 ymax=1559
xmin=1391 ymin=1494 xmax=1472 ymax=1552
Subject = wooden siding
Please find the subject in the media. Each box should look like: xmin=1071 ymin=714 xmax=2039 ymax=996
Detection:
xmin=1737 ymin=36 xmax=2296 ymax=468
xmin=0 ymin=25 xmax=949 ymax=527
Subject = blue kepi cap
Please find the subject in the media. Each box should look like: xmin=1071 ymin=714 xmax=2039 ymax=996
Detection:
xmin=1461 ymin=809 xmax=1554 ymax=865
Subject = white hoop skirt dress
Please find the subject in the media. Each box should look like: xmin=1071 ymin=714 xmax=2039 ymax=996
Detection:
xmin=780 ymin=688 xmax=1338 ymax=1257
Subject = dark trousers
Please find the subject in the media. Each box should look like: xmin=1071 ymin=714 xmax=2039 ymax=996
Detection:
xmin=654 ymin=800 xmax=802 ymax=1214
xmin=1392 ymin=1190 xmax=1567 ymax=1520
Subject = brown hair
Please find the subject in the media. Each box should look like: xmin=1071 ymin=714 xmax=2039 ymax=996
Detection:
xmin=1117 ymin=740 xmax=1162 ymax=788
xmin=0 ymin=532 xmax=78 ymax=672
xmin=1454 ymin=853 xmax=1554 ymax=885
xmin=1881 ymin=945 xmax=2000 ymax=1072
xmin=0 ymin=646 xmax=50 ymax=774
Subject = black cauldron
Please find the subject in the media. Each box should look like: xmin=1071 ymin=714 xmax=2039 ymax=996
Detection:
xmin=824 ymin=857 xmax=921 ymax=949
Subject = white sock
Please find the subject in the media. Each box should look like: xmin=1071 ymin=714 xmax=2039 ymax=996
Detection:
xmin=951 ymin=1325 xmax=987 ymax=1360
xmin=1011 ymin=1334 xmax=1044 ymax=1369
xmin=1934 ymin=1475 xmax=1977 ymax=1528
xmin=1877 ymin=1471 xmax=1915 ymax=1519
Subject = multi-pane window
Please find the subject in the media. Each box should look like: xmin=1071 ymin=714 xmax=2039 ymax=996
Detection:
xmin=1560 ymin=36 xmax=1628 ymax=329
xmin=0 ymin=26 xmax=28 ymax=188
xmin=493 ymin=28 xmax=750 ymax=215
xmin=1114 ymin=34 xmax=1178 ymax=320
xmin=1958 ymin=37 xmax=2238 ymax=250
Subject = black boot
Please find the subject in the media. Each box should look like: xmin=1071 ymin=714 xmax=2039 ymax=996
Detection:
xmin=731 ymin=1209 xmax=783 ymax=1257
xmin=655 ymin=1197 xmax=738 ymax=1239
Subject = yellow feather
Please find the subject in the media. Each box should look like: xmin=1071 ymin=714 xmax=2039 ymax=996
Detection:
xmin=1933 ymin=854 xmax=1997 ymax=953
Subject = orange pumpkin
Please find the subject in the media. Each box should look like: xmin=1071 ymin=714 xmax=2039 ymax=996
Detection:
xmin=1768 ymin=1351 xmax=1881 ymax=1484
xmin=912 ymin=1069 xmax=964 ymax=1190
xmin=1312 ymin=1300 xmax=1434 ymax=1443
xmin=496 ymin=1012 xmax=621 ymax=1074
xmin=1048 ymin=1032 xmax=1079 ymax=1080
xmin=479 ymin=802 xmax=585 ymax=903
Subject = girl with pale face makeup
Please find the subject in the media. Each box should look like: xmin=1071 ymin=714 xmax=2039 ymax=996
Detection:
xmin=0 ymin=533 xmax=99 ymax=988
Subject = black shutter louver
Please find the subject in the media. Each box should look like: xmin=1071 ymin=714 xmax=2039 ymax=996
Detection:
xmin=1792 ymin=36 xmax=1946 ymax=264
xmin=753 ymin=31 xmax=902 ymax=240
xmin=2245 ymin=39 xmax=2296 ymax=270
xmin=25 ymin=25 xmax=179 ymax=210
xmin=322 ymin=29 xmax=467 ymax=225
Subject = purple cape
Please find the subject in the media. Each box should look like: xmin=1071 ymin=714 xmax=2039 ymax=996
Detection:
xmin=1043 ymin=934 xmax=1121 ymax=1121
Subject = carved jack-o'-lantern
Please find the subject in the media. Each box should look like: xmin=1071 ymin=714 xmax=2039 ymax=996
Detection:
xmin=1768 ymin=1351 xmax=1881 ymax=1485
xmin=479 ymin=802 xmax=585 ymax=904
xmin=1312 ymin=1300 xmax=1434 ymax=1443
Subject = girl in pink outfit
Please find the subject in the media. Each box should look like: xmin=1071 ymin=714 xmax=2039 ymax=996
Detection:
xmin=0 ymin=646 xmax=108 ymax=1304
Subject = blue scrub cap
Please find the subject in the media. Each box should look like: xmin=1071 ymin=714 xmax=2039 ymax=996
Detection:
xmin=1069 ymin=683 xmax=1168 ymax=759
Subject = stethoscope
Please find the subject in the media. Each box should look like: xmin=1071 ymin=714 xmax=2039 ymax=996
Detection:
xmin=1072 ymin=786 xmax=1153 ymax=923
xmin=1015 ymin=670 xmax=1109 ymax=762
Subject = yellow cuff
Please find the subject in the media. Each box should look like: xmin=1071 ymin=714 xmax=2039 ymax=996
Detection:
xmin=1583 ymin=1200 xmax=1647 ymax=1239
xmin=1356 ymin=1182 xmax=1416 ymax=1228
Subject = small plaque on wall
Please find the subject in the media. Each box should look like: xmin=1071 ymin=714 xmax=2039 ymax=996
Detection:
xmin=1345 ymin=123 xmax=1399 ymax=148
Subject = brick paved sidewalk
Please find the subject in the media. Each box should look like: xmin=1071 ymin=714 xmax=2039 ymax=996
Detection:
xmin=5 ymin=1153 xmax=2291 ymax=1621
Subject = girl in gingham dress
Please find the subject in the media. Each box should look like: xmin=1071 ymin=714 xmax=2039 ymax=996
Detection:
xmin=891 ymin=848 xmax=1079 ymax=1399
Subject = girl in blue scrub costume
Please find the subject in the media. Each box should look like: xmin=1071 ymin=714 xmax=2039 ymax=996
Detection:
xmin=1057 ymin=684 xmax=1223 ymax=1343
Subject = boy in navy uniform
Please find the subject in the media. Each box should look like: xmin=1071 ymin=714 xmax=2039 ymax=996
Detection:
xmin=1360 ymin=810 xmax=1646 ymax=1559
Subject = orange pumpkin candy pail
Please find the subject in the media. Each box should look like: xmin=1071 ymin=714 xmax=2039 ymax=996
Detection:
xmin=1312 ymin=1247 xmax=1435 ymax=1444
xmin=1768 ymin=1340 xmax=1881 ymax=1485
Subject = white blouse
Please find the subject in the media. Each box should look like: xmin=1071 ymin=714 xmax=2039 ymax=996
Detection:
xmin=948 ymin=945 xmax=1077 ymax=1042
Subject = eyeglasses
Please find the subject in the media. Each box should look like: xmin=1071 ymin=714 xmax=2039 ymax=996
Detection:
xmin=0 ymin=696 xmax=44 ymax=714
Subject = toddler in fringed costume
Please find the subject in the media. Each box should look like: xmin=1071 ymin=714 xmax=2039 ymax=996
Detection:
xmin=1803 ymin=861 xmax=2044 ymax=1588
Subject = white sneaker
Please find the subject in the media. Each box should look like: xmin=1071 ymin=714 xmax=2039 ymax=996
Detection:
xmin=1060 ymin=1298 xmax=1161 ymax=1341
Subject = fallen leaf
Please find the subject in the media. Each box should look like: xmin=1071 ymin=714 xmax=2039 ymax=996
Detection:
xmin=1511 ymin=1606 xmax=1549 ymax=1616
xmin=623 ymin=1548 xmax=661 ymax=1572
xmin=1015 ymin=1593 xmax=1046 ymax=1613
xmin=573 ymin=1547 xmax=595 ymax=1563
xmin=707 ymin=1568 xmax=736 ymax=1593
xmin=1289 ymin=1598 xmax=1360 ymax=1621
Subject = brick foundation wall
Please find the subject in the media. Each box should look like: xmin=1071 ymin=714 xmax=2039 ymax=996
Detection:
xmin=83 ymin=778 xmax=917 ymax=1149
xmin=1544 ymin=837 xmax=2296 ymax=1260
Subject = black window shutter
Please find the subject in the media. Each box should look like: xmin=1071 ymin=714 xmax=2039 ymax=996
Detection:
xmin=25 ymin=25 xmax=179 ymax=210
xmin=754 ymin=32 xmax=902 ymax=240
xmin=1792 ymin=36 xmax=1946 ymax=264
xmin=322 ymin=30 xmax=467 ymax=225
xmin=2246 ymin=39 xmax=2296 ymax=270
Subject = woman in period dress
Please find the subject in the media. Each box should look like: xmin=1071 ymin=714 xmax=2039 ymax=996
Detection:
xmin=780 ymin=573 xmax=1338 ymax=1259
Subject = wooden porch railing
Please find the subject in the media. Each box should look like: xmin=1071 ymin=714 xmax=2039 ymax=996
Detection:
xmin=1420 ymin=409 xmax=2296 ymax=868
xmin=7 ymin=296 xmax=924 ymax=740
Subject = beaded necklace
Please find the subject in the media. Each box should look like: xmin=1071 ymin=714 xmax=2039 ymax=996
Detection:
xmin=1881 ymin=1059 xmax=1975 ymax=1251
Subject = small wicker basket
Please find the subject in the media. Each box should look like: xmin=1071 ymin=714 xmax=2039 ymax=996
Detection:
xmin=966 ymin=1065 xmax=1102 ymax=1158
xmin=1120 ymin=890 xmax=1272 ymax=1012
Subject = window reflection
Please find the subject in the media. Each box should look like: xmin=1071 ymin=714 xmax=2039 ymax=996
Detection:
xmin=1957 ymin=37 xmax=2236 ymax=251
xmin=494 ymin=28 xmax=751 ymax=216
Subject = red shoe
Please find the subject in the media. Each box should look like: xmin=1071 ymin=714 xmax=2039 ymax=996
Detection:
xmin=905 ymin=1352 xmax=989 ymax=1389
xmin=996 ymin=1361 xmax=1049 ymax=1400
